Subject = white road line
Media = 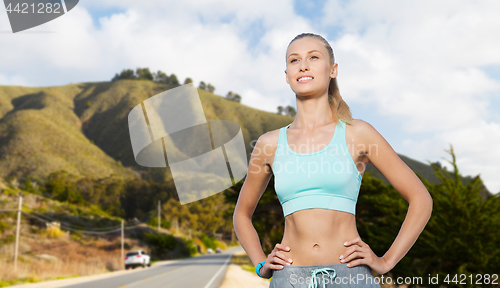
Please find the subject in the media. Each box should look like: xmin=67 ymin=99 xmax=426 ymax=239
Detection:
xmin=203 ymin=255 xmax=232 ymax=288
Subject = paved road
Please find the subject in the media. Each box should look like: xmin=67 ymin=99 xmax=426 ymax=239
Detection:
xmin=60 ymin=246 xmax=244 ymax=288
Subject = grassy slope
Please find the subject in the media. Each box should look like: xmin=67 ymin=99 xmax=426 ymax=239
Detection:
xmin=76 ymin=80 xmax=294 ymax=164
xmin=0 ymin=83 xmax=138 ymax=182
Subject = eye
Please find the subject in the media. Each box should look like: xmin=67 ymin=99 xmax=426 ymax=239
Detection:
xmin=290 ymin=59 xmax=298 ymax=63
xmin=311 ymin=55 xmax=319 ymax=59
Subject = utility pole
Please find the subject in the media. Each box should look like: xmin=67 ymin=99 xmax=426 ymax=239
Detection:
xmin=158 ymin=200 xmax=160 ymax=231
xmin=13 ymin=196 xmax=22 ymax=272
xmin=121 ymin=220 xmax=124 ymax=268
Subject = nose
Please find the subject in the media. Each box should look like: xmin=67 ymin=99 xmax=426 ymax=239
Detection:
xmin=299 ymin=60 xmax=309 ymax=72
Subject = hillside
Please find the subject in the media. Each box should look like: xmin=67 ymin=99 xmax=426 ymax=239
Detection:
xmin=0 ymin=80 xmax=294 ymax=185
xmin=0 ymin=84 xmax=138 ymax=183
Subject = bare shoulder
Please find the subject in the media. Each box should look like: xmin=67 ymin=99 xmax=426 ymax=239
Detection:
xmin=349 ymin=117 xmax=399 ymax=162
xmin=347 ymin=118 xmax=381 ymax=140
xmin=255 ymin=128 xmax=280 ymax=158
xmin=345 ymin=118 xmax=385 ymax=155
xmin=347 ymin=118 xmax=375 ymax=133
xmin=257 ymin=128 xmax=280 ymax=146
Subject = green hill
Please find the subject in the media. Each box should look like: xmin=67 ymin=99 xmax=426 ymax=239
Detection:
xmin=0 ymin=80 xmax=294 ymax=185
xmin=0 ymin=84 xmax=137 ymax=183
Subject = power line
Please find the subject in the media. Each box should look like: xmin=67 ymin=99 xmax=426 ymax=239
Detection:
xmin=27 ymin=211 xmax=124 ymax=231
xmin=3 ymin=196 xmax=159 ymax=271
xmin=21 ymin=211 xmax=145 ymax=235
xmin=1 ymin=208 xmax=152 ymax=234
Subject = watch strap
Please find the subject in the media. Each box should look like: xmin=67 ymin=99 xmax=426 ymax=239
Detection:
xmin=255 ymin=260 xmax=266 ymax=278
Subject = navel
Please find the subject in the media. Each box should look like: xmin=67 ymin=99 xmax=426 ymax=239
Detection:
xmin=313 ymin=243 xmax=320 ymax=249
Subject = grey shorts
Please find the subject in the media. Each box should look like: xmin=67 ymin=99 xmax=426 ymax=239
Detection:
xmin=268 ymin=263 xmax=382 ymax=288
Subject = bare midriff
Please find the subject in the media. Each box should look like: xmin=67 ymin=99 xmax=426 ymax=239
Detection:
xmin=280 ymin=208 xmax=360 ymax=265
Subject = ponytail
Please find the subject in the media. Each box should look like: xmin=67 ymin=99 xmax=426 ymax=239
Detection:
xmin=328 ymin=77 xmax=353 ymax=125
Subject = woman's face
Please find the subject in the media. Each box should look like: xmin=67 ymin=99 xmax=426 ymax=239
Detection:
xmin=285 ymin=37 xmax=337 ymax=97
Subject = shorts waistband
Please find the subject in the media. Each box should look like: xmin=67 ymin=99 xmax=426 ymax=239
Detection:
xmin=271 ymin=263 xmax=372 ymax=278
xmin=275 ymin=263 xmax=348 ymax=270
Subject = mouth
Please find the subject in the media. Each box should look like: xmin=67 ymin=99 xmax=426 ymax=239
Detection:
xmin=297 ymin=76 xmax=314 ymax=83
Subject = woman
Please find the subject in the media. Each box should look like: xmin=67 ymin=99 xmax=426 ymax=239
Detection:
xmin=232 ymin=33 xmax=433 ymax=288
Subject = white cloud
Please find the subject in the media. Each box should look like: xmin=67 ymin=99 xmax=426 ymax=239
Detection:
xmin=402 ymin=120 xmax=500 ymax=194
xmin=322 ymin=0 xmax=500 ymax=193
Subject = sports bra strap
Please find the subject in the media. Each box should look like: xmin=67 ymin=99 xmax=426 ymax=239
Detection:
xmin=335 ymin=119 xmax=347 ymax=149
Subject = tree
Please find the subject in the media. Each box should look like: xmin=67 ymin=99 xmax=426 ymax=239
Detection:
xmin=277 ymin=106 xmax=284 ymax=115
xmin=183 ymin=77 xmax=193 ymax=85
xmin=405 ymin=145 xmax=500 ymax=286
xmin=23 ymin=176 xmax=39 ymax=194
xmin=357 ymin=144 xmax=500 ymax=287
xmin=226 ymin=91 xmax=241 ymax=103
xmin=232 ymin=94 xmax=241 ymax=103
xmin=226 ymin=91 xmax=236 ymax=100
xmin=112 ymin=68 xmax=156 ymax=81
xmin=153 ymin=70 xmax=168 ymax=83
xmin=170 ymin=74 xmax=180 ymax=86
xmin=198 ymin=81 xmax=206 ymax=90
xmin=206 ymin=83 xmax=215 ymax=93
xmin=136 ymin=68 xmax=153 ymax=80
xmin=144 ymin=232 xmax=177 ymax=259
xmin=284 ymin=105 xmax=296 ymax=117
xmin=112 ymin=69 xmax=136 ymax=81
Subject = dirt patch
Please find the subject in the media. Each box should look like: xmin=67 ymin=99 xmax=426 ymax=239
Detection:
xmin=219 ymin=250 xmax=271 ymax=288
xmin=0 ymin=232 xmax=146 ymax=286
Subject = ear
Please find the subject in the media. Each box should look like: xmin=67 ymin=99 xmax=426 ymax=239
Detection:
xmin=330 ymin=63 xmax=338 ymax=79
xmin=285 ymin=69 xmax=289 ymax=84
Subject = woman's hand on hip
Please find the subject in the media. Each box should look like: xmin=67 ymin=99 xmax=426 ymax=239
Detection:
xmin=259 ymin=243 xmax=293 ymax=279
xmin=339 ymin=237 xmax=393 ymax=275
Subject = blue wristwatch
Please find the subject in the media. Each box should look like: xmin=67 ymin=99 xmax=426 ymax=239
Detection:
xmin=256 ymin=260 xmax=266 ymax=278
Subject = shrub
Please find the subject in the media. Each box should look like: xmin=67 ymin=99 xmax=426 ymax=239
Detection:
xmin=1 ymin=234 xmax=15 ymax=245
xmin=70 ymin=231 xmax=83 ymax=241
xmin=144 ymin=233 xmax=177 ymax=259
xmin=180 ymin=237 xmax=198 ymax=257
xmin=198 ymin=232 xmax=216 ymax=250
xmin=46 ymin=226 xmax=65 ymax=238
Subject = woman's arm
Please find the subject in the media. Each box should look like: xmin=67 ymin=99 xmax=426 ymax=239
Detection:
xmin=357 ymin=119 xmax=433 ymax=271
xmin=233 ymin=132 xmax=275 ymax=267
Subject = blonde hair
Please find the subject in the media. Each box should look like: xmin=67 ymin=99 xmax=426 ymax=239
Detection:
xmin=287 ymin=33 xmax=353 ymax=125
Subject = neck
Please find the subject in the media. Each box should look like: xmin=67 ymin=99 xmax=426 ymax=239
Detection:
xmin=292 ymin=90 xmax=336 ymax=129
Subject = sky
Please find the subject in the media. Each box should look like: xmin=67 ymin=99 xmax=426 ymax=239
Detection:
xmin=0 ymin=0 xmax=499 ymax=194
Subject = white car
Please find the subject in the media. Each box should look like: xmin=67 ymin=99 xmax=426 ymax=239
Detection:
xmin=207 ymin=248 xmax=214 ymax=254
xmin=125 ymin=250 xmax=151 ymax=269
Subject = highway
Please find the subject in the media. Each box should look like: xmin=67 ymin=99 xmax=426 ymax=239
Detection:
xmin=60 ymin=246 xmax=244 ymax=288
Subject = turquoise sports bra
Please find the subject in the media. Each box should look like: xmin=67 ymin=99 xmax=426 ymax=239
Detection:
xmin=272 ymin=119 xmax=362 ymax=217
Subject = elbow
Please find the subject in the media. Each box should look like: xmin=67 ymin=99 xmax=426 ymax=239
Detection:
xmin=425 ymin=189 xmax=433 ymax=211
xmin=428 ymin=194 xmax=433 ymax=213
xmin=420 ymin=190 xmax=433 ymax=210
xmin=409 ymin=190 xmax=433 ymax=215
xmin=233 ymin=207 xmax=251 ymax=227
xmin=421 ymin=192 xmax=433 ymax=219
